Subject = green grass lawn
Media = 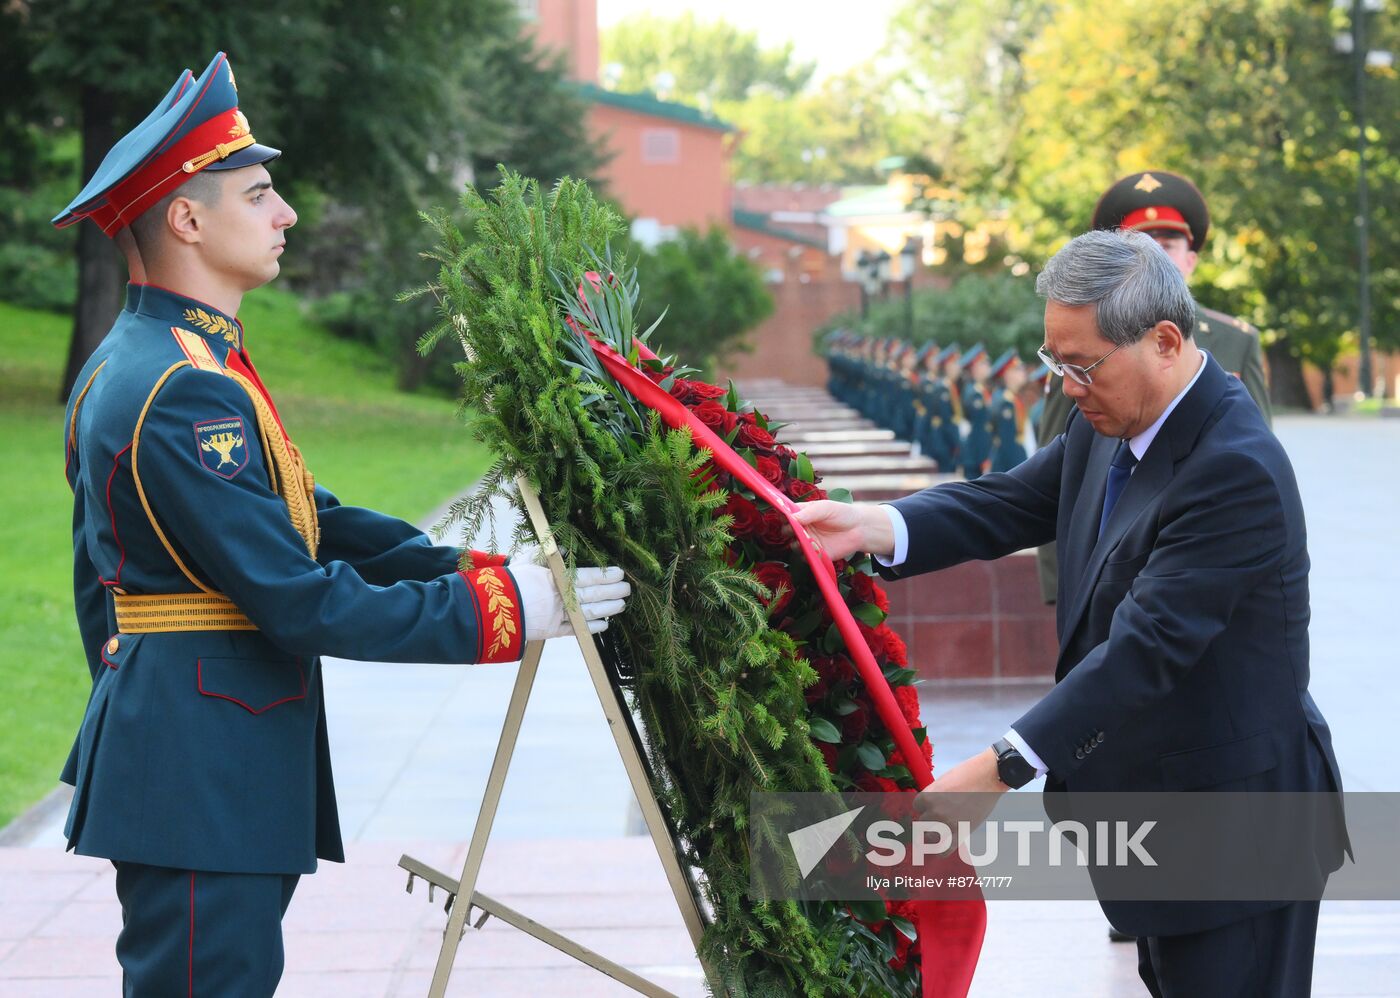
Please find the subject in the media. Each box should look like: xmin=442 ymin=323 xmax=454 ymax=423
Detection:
xmin=0 ymin=289 xmax=492 ymax=828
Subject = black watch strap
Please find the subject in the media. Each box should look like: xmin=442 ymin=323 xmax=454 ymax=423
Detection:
xmin=992 ymin=737 xmax=1037 ymax=789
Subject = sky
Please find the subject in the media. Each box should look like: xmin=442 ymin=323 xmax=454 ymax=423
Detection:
xmin=596 ymin=0 xmax=904 ymax=80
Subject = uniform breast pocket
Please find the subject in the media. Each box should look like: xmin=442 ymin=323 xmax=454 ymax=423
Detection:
xmin=197 ymin=657 xmax=307 ymax=714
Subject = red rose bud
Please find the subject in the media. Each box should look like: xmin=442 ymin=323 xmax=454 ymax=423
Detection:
xmin=756 ymin=455 xmax=784 ymax=486
xmin=668 ymin=378 xmax=696 ymax=402
xmin=817 ymin=741 xmax=839 ymax=772
xmin=723 ymin=493 xmax=763 ymax=539
xmin=813 ymin=654 xmax=855 ymax=687
xmin=752 ymin=561 xmax=794 ymax=617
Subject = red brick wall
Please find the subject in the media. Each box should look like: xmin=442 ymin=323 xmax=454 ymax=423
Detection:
xmin=884 ymin=552 xmax=1058 ymax=682
xmin=716 ymin=273 xmax=860 ymax=387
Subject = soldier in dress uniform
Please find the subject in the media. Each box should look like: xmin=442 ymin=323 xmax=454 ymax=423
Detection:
xmin=1027 ymin=362 xmax=1051 ymax=445
xmin=987 ymin=349 xmax=1029 ymax=473
xmin=911 ymin=342 xmax=938 ymax=456
xmin=959 ymin=342 xmax=992 ymax=479
xmin=1036 ymin=168 xmax=1276 ymax=606
xmin=54 ymin=53 xmax=630 ymax=995
xmin=1092 ymin=170 xmax=1272 ymax=424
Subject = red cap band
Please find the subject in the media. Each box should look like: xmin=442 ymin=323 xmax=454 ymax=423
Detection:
xmin=1120 ymin=205 xmax=1192 ymax=240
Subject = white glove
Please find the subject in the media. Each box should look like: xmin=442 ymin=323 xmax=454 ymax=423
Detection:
xmin=510 ymin=563 xmax=631 ymax=641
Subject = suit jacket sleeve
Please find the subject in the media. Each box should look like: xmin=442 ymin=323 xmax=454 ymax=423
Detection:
xmin=135 ymin=367 xmax=523 ymax=664
xmin=1011 ymin=450 xmax=1288 ymax=779
xmin=881 ymin=430 xmax=1064 ymax=579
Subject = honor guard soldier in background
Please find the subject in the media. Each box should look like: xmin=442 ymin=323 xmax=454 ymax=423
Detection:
xmin=959 ymin=342 xmax=992 ymax=479
xmin=1027 ymin=362 xmax=1051 ymax=447
xmin=987 ymin=349 xmax=1029 ymax=473
xmin=910 ymin=342 xmax=938 ymax=456
xmin=54 ymin=53 xmax=629 ymax=994
xmin=1036 ymin=169 xmax=1275 ymax=606
xmin=930 ymin=343 xmax=964 ymax=473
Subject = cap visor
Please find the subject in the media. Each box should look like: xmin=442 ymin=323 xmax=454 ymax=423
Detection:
xmin=203 ymin=143 xmax=281 ymax=171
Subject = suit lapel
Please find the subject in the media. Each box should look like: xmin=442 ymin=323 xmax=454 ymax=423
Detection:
xmin=1057 ymin=355 xmax=1233 ymax=656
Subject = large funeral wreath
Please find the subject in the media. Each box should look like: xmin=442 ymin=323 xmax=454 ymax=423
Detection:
xmin=417 ymin=173 xmax=938 ymax=996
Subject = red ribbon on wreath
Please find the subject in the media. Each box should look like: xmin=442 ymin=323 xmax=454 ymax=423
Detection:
xmin=578 ymin=319 xmax=986 ymax=998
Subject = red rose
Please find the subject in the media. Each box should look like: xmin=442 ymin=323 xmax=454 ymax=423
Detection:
xmin=848 ymin=571 xmax=879 ymax=605
xmin=756 ymin=455 xmax=784 ymax=486
xmin=855 ymin=772 xmax=899 ymax=793
xmin=752 ymin=561 xmax=794 ymax=617
xmin=758 ymin=509 xmax=789 ymax=548
xmin=894 ymin=685 xmax=922 ymax=727
xmin=817 ymin=741 xmax=839 ymax=773
xmin=723 ymin=493 xmax=763 ymax=539
xmin=693 ymin=400 xmax=729 ymax=432
xmin=668 ymin=378 xmax=696 ymax=403
xmin=812 ymin=654 xmax=855 ymax=688
xmin=787 ymin=479 xmax=826 ymax=502
xmin=736 ymin=420 xmax=776 ymax=449
xmin=689 ymin=381 xmax=728 ymax=400
xmin=842 ymin=699 xmax=870 ymax=742
xmin=890 ymin=930 xmax=914 ymax=971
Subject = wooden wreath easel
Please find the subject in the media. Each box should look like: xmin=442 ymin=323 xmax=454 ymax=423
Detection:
xmin=398 ymin=475 xmax=717 ymax=997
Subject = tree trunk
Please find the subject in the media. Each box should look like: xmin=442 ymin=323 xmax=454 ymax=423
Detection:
xmin=1265 ymin=340 xmax=1313 ymax=412
xmin=59 ymin=85 xmax=124 ymax=402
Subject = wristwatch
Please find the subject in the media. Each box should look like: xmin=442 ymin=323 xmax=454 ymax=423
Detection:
xmin=992 ymin=738 xmax=1037 ymax=789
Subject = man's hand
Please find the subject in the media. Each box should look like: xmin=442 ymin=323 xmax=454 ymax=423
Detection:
xmin=792 ymin=500 xmax=895 ymax=562
xmin=511 ymin=564 xmax=631 ymax=640
xmin=913 ymin=748 xmax=1009 ymax=844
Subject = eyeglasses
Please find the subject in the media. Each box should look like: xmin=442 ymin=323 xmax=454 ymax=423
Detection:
xmin=1036 ymin=342 xmax=1125 ymax=387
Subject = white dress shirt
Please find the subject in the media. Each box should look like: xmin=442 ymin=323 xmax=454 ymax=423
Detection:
xmin=878 ymin=351 xmax=1209 ymax=779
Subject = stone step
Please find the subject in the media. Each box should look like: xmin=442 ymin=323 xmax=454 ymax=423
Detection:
xmin=811 ymin=455 xmax=940 ymax=474
xmin=792 ymin=440 xmax=915 ymax=458
xmin=784 ymin=428 xmax=896 ymax=443
xmin=825 ymin=472 xmax=951 ymax=501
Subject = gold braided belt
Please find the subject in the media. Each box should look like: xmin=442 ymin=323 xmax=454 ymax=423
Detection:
xmin=113 ymin=592 xmax=257 ymax=633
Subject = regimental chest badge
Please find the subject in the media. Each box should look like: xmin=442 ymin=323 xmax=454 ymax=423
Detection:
xmin=194 ymin=417 xmax=248 ymax=478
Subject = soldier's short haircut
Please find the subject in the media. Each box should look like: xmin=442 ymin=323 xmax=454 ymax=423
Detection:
xmin=1035 ymin=229 xmax=1197 ymax=346
xmin=129 ymin=169 xmax=224 ymax=258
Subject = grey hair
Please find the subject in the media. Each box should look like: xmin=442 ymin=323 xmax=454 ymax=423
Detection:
xmin=1035 ymin=229 xmax=1197 ymax=346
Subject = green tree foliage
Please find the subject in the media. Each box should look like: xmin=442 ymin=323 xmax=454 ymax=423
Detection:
xmin=600 ymin=14 xmax=910 ymax=184
xmin=3 ymin=0 xmax=601 ymax=394
xmin=600 ymin=12 xmax=815 ymax=104
xmin=893 ymin=0 xmax=1399 ymax=404
xmin=630 ymin=227 xmax=775 ymax=374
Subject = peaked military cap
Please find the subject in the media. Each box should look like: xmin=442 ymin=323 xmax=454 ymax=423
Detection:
xmin=936 ymin=343 xmax=962 ymax=367
xmin=989 ymin=348 xmax=1020 ymax=379
xmin=1029 ymin=362 xmax=1051 ymax=384
xmin=961 ymin=342 xmax=987 ymax=367
xmin=54 ymin=52 xmax=280 ymax=235
xmin=1091 ymin=170 xmax=1210 ymax=252
xmin=916 ymin=342 xmax=939 ymax=363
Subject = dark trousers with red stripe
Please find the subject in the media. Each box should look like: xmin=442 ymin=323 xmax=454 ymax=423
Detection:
xmin=114 ymin=862 xmax=299 ymax=997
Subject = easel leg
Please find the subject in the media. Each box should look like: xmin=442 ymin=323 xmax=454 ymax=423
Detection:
xmin=426 ymin=638 xmax=545 ymax=997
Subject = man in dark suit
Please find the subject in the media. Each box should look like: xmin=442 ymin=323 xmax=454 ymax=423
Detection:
xmin=796 ymin=229 xmax=1345 ymax=996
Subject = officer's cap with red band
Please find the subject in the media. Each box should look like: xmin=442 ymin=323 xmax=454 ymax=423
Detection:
xmin=53 ymin=52 xmax=280 ymax=236
xmin=1091 ymin=170 xmax=1211 ymax=252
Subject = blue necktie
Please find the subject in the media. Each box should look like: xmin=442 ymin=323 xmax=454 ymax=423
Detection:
xmin=1098 ymin=441 xmax=1139 ymax=538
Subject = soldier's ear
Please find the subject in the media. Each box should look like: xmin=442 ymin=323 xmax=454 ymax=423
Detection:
xmin=167 ymin=195 xmax=204 ymax=246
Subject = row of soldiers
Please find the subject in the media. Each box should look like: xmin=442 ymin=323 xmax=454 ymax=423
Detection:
xmin=827 ymin=333 xmax=1051 ymax=478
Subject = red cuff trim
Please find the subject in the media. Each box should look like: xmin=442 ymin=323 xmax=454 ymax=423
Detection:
xmin=466 ymin=549 xmax=509 ymax=569
xmin=460 ymin=567 xmax=523 ymax=663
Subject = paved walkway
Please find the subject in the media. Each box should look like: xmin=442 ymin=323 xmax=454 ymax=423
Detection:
xmin=2 ymin=413 xmax=1398 ymax=995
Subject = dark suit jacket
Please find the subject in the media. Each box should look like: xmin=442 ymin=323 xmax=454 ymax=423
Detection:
xmin=883 ymin=355 xmax=1345 ymax=935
